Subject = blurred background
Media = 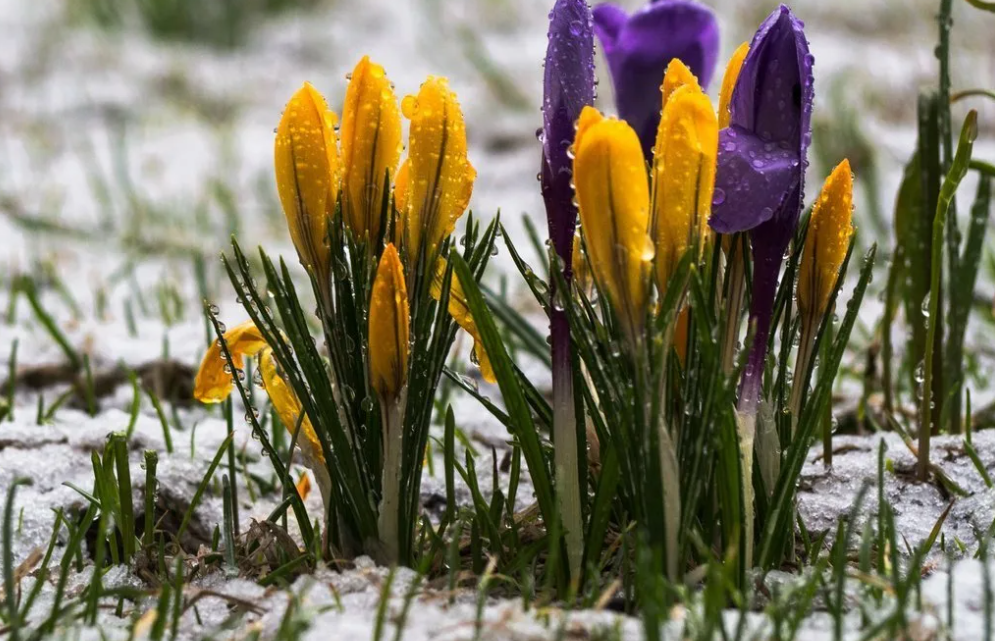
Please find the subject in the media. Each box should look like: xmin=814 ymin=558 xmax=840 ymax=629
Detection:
xmin=0 ymin=0 xmax=992 ymax=369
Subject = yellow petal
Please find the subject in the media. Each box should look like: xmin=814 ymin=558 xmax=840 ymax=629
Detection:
xmin=340 ymin=56 xmax=403 ymax=242
xmin=274 ymin=82 xmax=341 ymax=281
xmin=259 ymin=347 xmax=326 ymax=467
xmin=797 ymin=159 xmax=854 ymax=320
xmin=392 ymin=159 xmax=410 ymax=246
xmin=573 ymin=106 xmax=653 ymax=337
xmin=429 ymin=259 xmax=496 ymax=383
xmin=296 ymin=472 xmax=312 ymax=500
xmin=400 ymin=77 xmax=475 ymax=262
xmin=194 ymin=320 xmax=269 ymax=403
xmin=651 ymin=84 xmax=718 ymax=292
xmin=369 ymin=244 xmax=410 ymax=398
xmin=660 ymin=59 xmax=700 ymax=111
xmin=718 ymin=42 xmax=749 ymax=130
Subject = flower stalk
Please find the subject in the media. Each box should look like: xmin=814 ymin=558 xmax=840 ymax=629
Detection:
xmin=541 ymin=0 xmax=596 ymax=584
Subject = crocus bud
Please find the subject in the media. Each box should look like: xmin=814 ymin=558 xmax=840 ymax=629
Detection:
xmin=660 ymin=58 xmax=699 ymax=107
xmin=340 ymin=57 xmax=403 ymax=242
xmin=573 ymin=106 xmax=654 ymax=338
xmin=430 ymin=259 xmax=496 ymax=383
xmin=194 ymin=320 xmax=268 ymax=402
xmin=542 ymin=0 xmax=596 ymax=266
xmin=369 ymin=244 xmax=410 ymax=399
xmin=274 ymin=83 xmax=341 ymax=284
xmin=717 ymin=42 xmax=749 ymax=130
xmin=651 ymin=83 xmax=717 ymax=293
xmin=399 ymin=77 xmax=475 ymax=263
xmin=797 ymin=159 xmax=854 ymax=321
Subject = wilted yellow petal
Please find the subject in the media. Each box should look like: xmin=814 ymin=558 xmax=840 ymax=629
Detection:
xmin=798 ymin=159 xmax=854 ymax=320
xmin=259 ymin=347 xmax=325 ymax=466
xmin=194 ymin=320 xmax=269 ymax=403
xmin=651 ymin=84 xmax=718 ymax=292
xmin=660 ymin=59 xmax=700 ymax=111
xmin=274 ymin=83 xmax=341 ymax=282
xmin=369 ymin=244 xmax=410 ymax=399
xmin=295 ymin=472 xmax=312 ymax=500
xmin=573 ymin=106 xmax=653 ymax=337
xmin=430 ymin=259 xmax=496 ymax=383
xmin=718 ymin=42 xmax=749 ymax=130
xmin=341 ymin=56 xmax=403 ymax=242
xmin=399 ymin=77 xmax=475 ymax=262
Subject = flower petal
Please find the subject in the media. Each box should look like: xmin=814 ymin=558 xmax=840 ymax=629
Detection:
xmin=259 ymin=347 xmax=325 ymax=467
xmin=194 ymin=320 xmax=268 ymax=403
xmin=543 ymin=0 xmax=596 ymax=262
xmin=651 ymin=84 xmax=717 ymax=292
xmin=274 ymin=83 xmax=340 ymax=281
xmin=593 ymin=0 xmax=719 ymax=156
xmin=429 ymin=259 xmax=496 ymax=383
xmin=797 ymin=159 xmax=854 ymax=319
xmin=369 ymin=244 xmax=410 ymax=399
xmin=341 ymin=56 xmax=403 ymax=242
xmin=717 ymin=42 xmax=749 ymax=129
xmin=400 ymin=77 xmax=475 ymax=263
xmin=573 ymin=106 xmax=653 ymax=336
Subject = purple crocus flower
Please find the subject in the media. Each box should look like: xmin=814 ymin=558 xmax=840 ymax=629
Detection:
xmin=592 ymin=0 xmax=719 ymax=155
xmin=541 ymin=0 xmax=595 ymax=581
xmin=708 ymin=4 xmax=814 ymax=409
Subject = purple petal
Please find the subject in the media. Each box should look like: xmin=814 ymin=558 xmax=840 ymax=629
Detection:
xmin=593 ymin=0 xmax=719 ymax=156
xmin=542 ymin=0 xmax=596 ymax=263
xmin=708 ymin=126 xmax=800 ymax=234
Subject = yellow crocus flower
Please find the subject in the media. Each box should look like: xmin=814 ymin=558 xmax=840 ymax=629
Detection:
xmin=572 ymin=106 xmax=653 ymax=338
xmin=718 ymin=42 xmax=750 ymax=130
xmin=429 ymin=259 xmax=496 ymax=383
xmin=650 ymin=84 xmax=718 ymax=292
xmin=368 ymin=244 xmax=410 ymax=399
xmin=274 ymin=83 xmax=341 ymax=284
xmin=399 ymin=77 xmax=475 ymax=263
xmin=340 ymin=56 xmax=403 ymax=242
xmin=797 ymin=159 xmax=854 ymax=321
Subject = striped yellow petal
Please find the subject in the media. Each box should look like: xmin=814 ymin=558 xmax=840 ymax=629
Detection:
xmin=651 ymin=84 xmax=718 ymax=292
xmin=797 ymin=159 xmax=854 ymax=320
xmin=340 ymin=56 xmax=403 ymax=242
xmin=429 ymin=259 xmax=496 ymax=383
xmin=274 ymin=83 xmax=341 ymax=282
xmin=194 ymin=320 xmax=269 ymax=403
xmin=399 ymin=77 xmax=475 ymax=262
xmin=572 ymin=106 xmax=653 ymax=337
xmin=660 ymin=59 xmax=700 ymax=111
xmin=369 ymin=244 xmax=410 ymax=399
xmin=718 ymin=42 xmax=750 ymax=130
xmin=259 ymin=347 xmax=325 ymax=467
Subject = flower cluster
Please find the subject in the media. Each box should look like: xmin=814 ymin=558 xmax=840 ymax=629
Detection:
xmin=194 ymin=56 xmax=495 ymax=564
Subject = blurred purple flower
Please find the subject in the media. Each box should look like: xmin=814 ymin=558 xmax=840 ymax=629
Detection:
xmin=592 ymin=0 xmax=719 ymax=155
xmin=708 ymin=4 xmax=814 ymax=409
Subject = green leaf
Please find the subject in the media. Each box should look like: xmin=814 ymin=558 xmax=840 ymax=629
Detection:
xmin=448 ymin=251 xmax=558 ymax=559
